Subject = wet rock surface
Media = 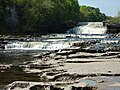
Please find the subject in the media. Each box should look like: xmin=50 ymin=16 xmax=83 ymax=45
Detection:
xmin=0 ymin=34 xmax=120 ymax=90
xmin=0 ymin=64 xmax=12 ymax=70
xmin=2 ymin=48 xmax=120 ymax=90
xmin=116 ymin=32 xmax=120 ymax=38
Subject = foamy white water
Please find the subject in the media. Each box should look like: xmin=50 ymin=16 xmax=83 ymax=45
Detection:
xmin=4 ymin=41 xmax=71 ymax=50
xmin=5 ymin=42 xmax=44 ymax=50
xmin=67 ymin=22 xmax=107 ymax=34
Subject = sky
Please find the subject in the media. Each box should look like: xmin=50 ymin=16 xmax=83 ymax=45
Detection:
xmin=78 ymin=0 xmax=120 ymax=17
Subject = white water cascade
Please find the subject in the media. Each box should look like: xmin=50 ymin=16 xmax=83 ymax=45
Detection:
xmin=5 ymin=42 xmax=44 ymax=50
xmin=67 ymin=22 xmax=107 ymax=34
xmin=5 ymin=41 xmax=71 ymax=50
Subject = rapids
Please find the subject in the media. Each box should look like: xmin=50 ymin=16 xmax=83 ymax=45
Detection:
xmin=67 ymin=22 xmax=107 ymax=34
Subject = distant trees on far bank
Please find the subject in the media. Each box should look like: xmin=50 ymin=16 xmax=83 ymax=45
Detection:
xmin=107 ymin=11 xmax=120 ymax=24
xmin=106 ymin=11 xmax=120 ymax=34
xmin=79 ymin=5 xmax=106 ymax=22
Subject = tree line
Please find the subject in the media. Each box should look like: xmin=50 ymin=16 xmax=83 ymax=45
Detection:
xmin=107 ymin=11 xmax=120 ymax=24
xmin=0 ymin=0 xmax=107 ymax=34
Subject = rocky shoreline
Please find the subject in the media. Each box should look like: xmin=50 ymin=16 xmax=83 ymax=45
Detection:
xmin=0 ymin=33 xmax=120 ymax=90
xmin=0 ymin=46 xmax=119 ymax=90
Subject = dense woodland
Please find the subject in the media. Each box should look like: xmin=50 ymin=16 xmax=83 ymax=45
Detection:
xmin=0 ymin=0 xmax=116 ymax=34
xmin=79 ymin=5 xmax=106 ymax=22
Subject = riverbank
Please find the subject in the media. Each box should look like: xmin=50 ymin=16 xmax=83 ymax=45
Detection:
xmin=1 ymin=48 xmax=120 ymax=90
xmin=0 ymin=33 xmax=119 ymax=90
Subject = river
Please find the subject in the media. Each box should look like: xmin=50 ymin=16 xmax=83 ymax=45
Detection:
xmin=0 ymin=22 xmax=120 ymax=89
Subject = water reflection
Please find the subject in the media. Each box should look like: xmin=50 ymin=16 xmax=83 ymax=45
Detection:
xmin=0 ymin=50 xmax=41 ymax=65
xmin=0 ymin=50 xmax=44 ymax=88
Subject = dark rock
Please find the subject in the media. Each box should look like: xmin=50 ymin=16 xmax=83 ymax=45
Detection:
xmin=10 ymin=83 xmax=29 ymax=89
xmin=30 ymin=85 xmax=64 ymax=90
xmin=0 ymin=41 xmax=9 ymax=49
xmin=29 ymin=63 xmax=53 ymax=69
xmin=72 ymin=86 xmax=97 ymax=90
xmin=106 ymin=24 xmax=120 ymax=34
xmin=30 ymin=85 xmax=50 ymax=90
xmin=53 ymin=73 xmax=81 ymax=82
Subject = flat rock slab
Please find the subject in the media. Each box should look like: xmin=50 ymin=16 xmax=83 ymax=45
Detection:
xmin=5 ymin=81 xmax=75 ymax=90
xmin=66 ymin=58 xmax=120 ymax=63
xmin=59 ymin=61 xmax=120 ymax=75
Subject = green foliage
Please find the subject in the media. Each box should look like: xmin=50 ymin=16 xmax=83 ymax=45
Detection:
xmin=0 ymin=0 xmax=7 ymax=33
xmin=108 ymin=11 xmax=120 ymax=24
xmin=117 ymin=11 xmax=120 ymax=16
xmin=106 ymin=16 xmax=113 ymax=20
xmin=110 ymin=17 xmax=120 ymax=24
xmin=0 ymin=0 xmax=80 ymax=34
xmin=47 ymin=0 xmax=80 ymax=33
xmin=0 ymin=1 xmax=107 ymax=34
xmin=79 ymin=5 xmax=106 ymax=22
xmin=14 ymin=0 xmax=55 ymax=33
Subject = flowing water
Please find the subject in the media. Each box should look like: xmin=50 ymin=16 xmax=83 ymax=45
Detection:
xmin=0 ymin=22 xmax=119 ymax=64
xmin=0 ymin=39 xmax=72 ymax=88
xmin=67 ymin=22 xmax=107 ymax=34
xmin=0 ymin=22 xmax=120 ymax=89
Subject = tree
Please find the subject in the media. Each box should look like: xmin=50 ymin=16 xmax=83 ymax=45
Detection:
xmin=79 ymin=5 xmax=106 ymax=22
xmin=117 ymin=11 xmax=120 ymax=17
xmin=0 ymin=0 xmax=80 ymax=34
xmin=108 ymin=11 xmax=120 ymax=24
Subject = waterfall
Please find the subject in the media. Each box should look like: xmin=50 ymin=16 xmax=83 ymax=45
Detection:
xmin=5 ymin=42 xmax=46 ymax=50
xmin=5 ymin=41 xmax=71 ymax=50
xmin=67 ymin=22 xmax=107 ymax=34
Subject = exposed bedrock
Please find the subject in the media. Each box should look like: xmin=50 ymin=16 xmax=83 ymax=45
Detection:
xmin=2 ymin=41 xmax=120 ymax=90
xmin=106 ymin=24 xmax=120 ymax=34
xmin=30 ymin=85 xmax=64 ymax=90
